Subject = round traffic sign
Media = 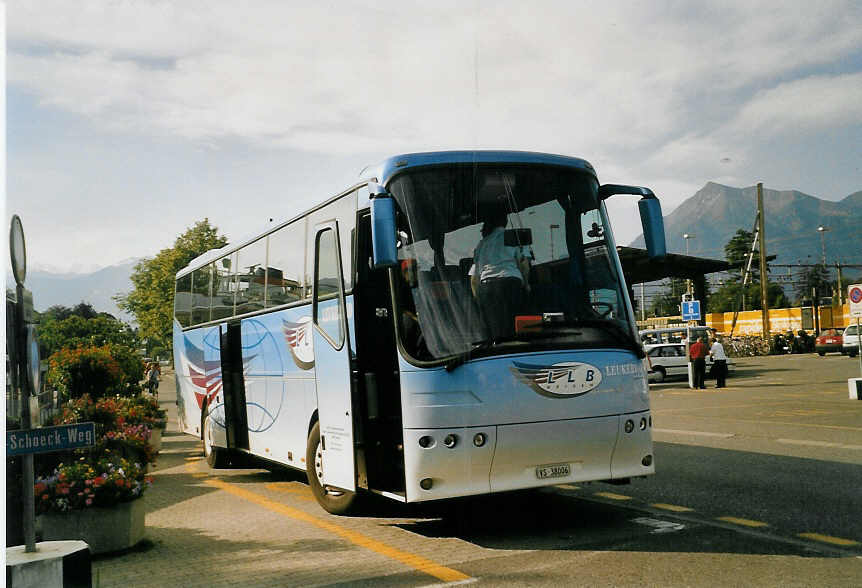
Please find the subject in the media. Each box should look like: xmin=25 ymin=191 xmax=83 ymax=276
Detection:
xmin=850 ymin=287 xmax=862 ymax=304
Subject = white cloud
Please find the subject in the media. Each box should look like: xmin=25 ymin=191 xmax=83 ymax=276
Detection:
xmin=731 ymin=73 xmax=862 ymax=134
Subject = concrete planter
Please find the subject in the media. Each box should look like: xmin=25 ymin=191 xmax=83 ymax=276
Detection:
xmin=148 ymin=426 xmax=164 ymax=453
xmin=39 ymin=498 xmax=146 ymax=555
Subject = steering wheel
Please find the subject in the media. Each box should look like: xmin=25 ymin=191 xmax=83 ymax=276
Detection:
xmin=591 ymin=302 xmax=614 ymax=318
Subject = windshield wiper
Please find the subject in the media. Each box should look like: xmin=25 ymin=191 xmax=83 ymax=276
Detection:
xmin=444 ymin=340 xmax=494 ymax=372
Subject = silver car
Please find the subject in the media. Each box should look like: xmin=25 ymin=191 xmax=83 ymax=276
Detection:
xmin=646 ymin=343 xmax=736 ymax=383
xmin=843 ymin=324 xmax=860 ymax=358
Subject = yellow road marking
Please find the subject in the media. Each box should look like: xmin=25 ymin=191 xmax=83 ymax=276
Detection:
xmin=651 ymin=503 xmax=694 ymax=512
xmin=205 ymin=478 xmax=470 ymax=583
xmin=555 ymin=484 xmax=581 ymax=491
xmin=717 ymin=516 xmax=769 ymax=528
xmin=265 ymin=482 xmax=313 ymax=500
xmin=797 ymin=533 xmax=860 ymax=547
xmin=594 ymin=492 xmax=632 ymax=501
xmin=184 ymin=456 xmax=202 ymax=461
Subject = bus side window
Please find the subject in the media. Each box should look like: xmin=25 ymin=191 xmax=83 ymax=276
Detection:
xmin=267 ymin=220 xmax=306 ymax=307
xmin=175 ymin=273 xmax=192 ymax=327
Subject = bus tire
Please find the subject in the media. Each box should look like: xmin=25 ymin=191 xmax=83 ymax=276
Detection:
xmin=203 ymin=410 xmax=229 ymax=469
xmin=306 ymin=421 xmax=358 ymax=515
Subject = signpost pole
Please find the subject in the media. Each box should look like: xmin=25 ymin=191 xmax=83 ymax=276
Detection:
xmin=13 ymin=261 xmax=37 ymax=553
xmin=848 ymin=284 xmax=862 ymax=379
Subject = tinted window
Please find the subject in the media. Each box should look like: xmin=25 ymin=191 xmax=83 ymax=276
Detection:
xmin=235 ymin=238 xmax=267 ymax=315
xmin=305 ymin=193 xmax=356 ymax=292
xmin=211 ymin=254 xmax=236 ymax=320
xmin=313 ymin=228 xmax=344 ymax=346
xmin=267 ymin=220 xmax=307 ymax=307
xmin=175 ymin=273 xmax=192 ymax=328
xmin=191 ymin=264 xmax=213 ymax=325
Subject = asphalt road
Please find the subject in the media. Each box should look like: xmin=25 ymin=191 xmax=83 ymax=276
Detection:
xmin=92 ymin=353 xmax=862 ymax=587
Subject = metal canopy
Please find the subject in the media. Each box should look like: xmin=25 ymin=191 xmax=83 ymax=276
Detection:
xmin=616 ymin=246 xmax=730 ymax=284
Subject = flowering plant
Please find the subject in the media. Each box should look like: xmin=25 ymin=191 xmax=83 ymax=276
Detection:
xmin=34 ymin=455 xmax=153 ymax=514
xmin=100 ymin=423 xmax=156 ymax=465
xmin=123 ymin=395 xmax=168 ymax=428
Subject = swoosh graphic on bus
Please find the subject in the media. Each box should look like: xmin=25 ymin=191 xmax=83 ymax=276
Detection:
xmin=510 ymin=360 xmax=603 ymax=398
xmin=183 ymin=336 xmax=256 ymax=409
xmin=282 ymin=317 xmax=314 ymax=370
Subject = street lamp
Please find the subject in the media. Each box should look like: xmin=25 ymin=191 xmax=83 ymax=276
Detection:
xmin=683 ymin=233 xmax=695 ymax=256
xmin=683 ymin=234 xmax=695 ymax=295
xmin=816 ymin=225 xmax=829 ymax=265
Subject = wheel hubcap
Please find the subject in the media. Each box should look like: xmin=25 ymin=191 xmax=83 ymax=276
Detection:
xmin=314 ymin=439 xmax=343 ymax=497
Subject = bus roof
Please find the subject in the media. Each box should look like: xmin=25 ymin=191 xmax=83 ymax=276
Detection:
xmin=177 ymin=150 xmax=597 ymax=278
xmin=366 ymin=150 xmax=596 ymax=187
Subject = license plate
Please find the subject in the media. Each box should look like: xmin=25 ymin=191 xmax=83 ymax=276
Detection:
xmin=536 ymin=463 xmax=571 ymax=479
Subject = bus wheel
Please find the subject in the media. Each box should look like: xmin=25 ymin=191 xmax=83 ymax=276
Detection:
xmin=306 ymin=421 xmax=358 ymax=515
xmin=203 ymin=412 xmax=229 ymax=468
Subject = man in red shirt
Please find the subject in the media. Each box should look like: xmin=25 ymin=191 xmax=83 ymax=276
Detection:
xmin=689 ymin=336 xmax=708 ymax=389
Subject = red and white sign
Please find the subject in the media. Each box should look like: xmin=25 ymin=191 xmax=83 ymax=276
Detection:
xmin=849 ymin=284 xmax=862 ymax=318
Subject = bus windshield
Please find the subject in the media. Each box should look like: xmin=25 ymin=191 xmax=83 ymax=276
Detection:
xmin=389 ymin=164 xmax=637 ymax=362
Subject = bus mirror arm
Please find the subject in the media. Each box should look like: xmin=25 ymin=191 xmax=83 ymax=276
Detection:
xmin=598 ymin=184 xmax=667 ymax=259
xmin=369 ymin=183 xmax=400 ymax=269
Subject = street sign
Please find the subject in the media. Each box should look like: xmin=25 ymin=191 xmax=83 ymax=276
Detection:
xmin=6 ymin=422 xmax=96 ymax=457
xmin=849 ymin=284 xmax=862 ymax=318
xmin=681 ymin=300 xmax=701 ymax=321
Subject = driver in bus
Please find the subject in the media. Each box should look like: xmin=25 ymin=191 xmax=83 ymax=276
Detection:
xmin=469 ymin=208 xmax=530 ymax=341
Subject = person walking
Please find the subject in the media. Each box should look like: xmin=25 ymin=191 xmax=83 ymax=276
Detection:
xmin=710 ymin=336 xmax=728 ymax=388
xmin=689 ymin=336 xmax=708 ymax=389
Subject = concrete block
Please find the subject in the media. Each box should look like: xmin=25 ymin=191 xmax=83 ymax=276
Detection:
xmin=6 ymin=540 xmax=91 ymax=588
xmin=39 ymin=498 xmax=145 ymax=555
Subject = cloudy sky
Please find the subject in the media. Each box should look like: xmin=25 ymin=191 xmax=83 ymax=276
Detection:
xmin=6 ymin=1 xmax=862 ymax=272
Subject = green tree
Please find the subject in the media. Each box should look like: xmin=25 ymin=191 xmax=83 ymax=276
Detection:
xmin=725 ymin=229 xmax=759 ymax=282
xmin=115 ymin=219 xmax=227 ymax=355
xmin=38 ymin=314 xmax=139 ymax=357
xmin=649 ymin=278 xmax=687 ymax=317
xmin=796 ymin=264 xmax=832 ymax=303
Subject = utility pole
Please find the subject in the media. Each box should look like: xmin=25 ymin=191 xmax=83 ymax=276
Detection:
xmin=837 ymin=262 xmax=844 ymax=305
xmin=757 ymin=183 xmax=770 ymax=340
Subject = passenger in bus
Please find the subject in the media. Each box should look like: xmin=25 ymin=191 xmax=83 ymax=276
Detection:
xmin=469 ymin=209 xmax=530 ymax=341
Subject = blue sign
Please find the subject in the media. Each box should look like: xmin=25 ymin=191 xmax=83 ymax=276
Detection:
xmin=681 ymin=300 xmax=701 ymax=321
xmin=6 ymin=422 xmax=96 ymax=456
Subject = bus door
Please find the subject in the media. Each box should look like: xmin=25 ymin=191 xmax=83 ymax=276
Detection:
xmin=312 ymin=222 xmax=356 ymax=492
xmin=220 ymin=322 xmax=249 ymax=451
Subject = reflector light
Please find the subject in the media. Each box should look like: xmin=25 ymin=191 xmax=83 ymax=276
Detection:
xmin=419 ymin=478 xmax=433 ymax=490
xmin=444 ymin=434 xmax=458 ymax=448
xmin=418 ymin=435 xmax=433 ymax=448
xmin=639 ymin=418 xmax=647 ymax=430
xmin=473 ymin=433 xmax=486 ymax=447
xmin=625 ymin=420 xmax=634 ymax=433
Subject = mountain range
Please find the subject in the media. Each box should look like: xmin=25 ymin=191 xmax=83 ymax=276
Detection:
xmin=20 ymin=259 xmax=139 ymax=321
xmin=630 ymin=183 xmax=862 ymax=269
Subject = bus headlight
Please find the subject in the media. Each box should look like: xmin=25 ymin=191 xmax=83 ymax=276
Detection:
xmin=418 ymin=435 xmax=434 ymax=448
xmin=443 ymin=434 xmax=458 ymax=448
xmin=473 ymin=433 xmax=486 ymax=447
xmin=624 ymin=420 xmax=634 ymax=434
xmin=639 ymin=418 xmax=647 ymax=431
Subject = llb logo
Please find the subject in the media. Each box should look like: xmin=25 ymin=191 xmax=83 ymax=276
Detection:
xmin=510 ymin=361 xmax=603 ymax=398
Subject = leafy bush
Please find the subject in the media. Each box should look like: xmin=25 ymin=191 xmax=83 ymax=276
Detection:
xmin=47 ymin=344 xmax=144 ymax=400
xmin=47 ymin=346 xmax=124 ymax=400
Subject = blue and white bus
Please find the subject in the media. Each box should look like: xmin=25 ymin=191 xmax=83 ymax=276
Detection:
xmin=172 ymin=151 xmax=667 ymax=514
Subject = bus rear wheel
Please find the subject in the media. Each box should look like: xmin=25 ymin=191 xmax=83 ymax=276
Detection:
xmin=306 ymin=421 xmax=358 ymax=515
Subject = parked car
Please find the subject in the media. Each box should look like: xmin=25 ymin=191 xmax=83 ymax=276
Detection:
xmin=843 ymin=324 xmax=860 ymax=358
xmin=814 ymin=328 xmax=844 ymax=356
xmin=645 ymin=343 xmax=736 ymax=383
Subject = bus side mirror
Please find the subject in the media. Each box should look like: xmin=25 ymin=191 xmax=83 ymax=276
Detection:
xmin=370 ymin=185 xmax=399 ymax=269
xmin=637 ymin=197 xmax=666 ymax=259
xmin=599 ymin=184 xmax=667 ymax=259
